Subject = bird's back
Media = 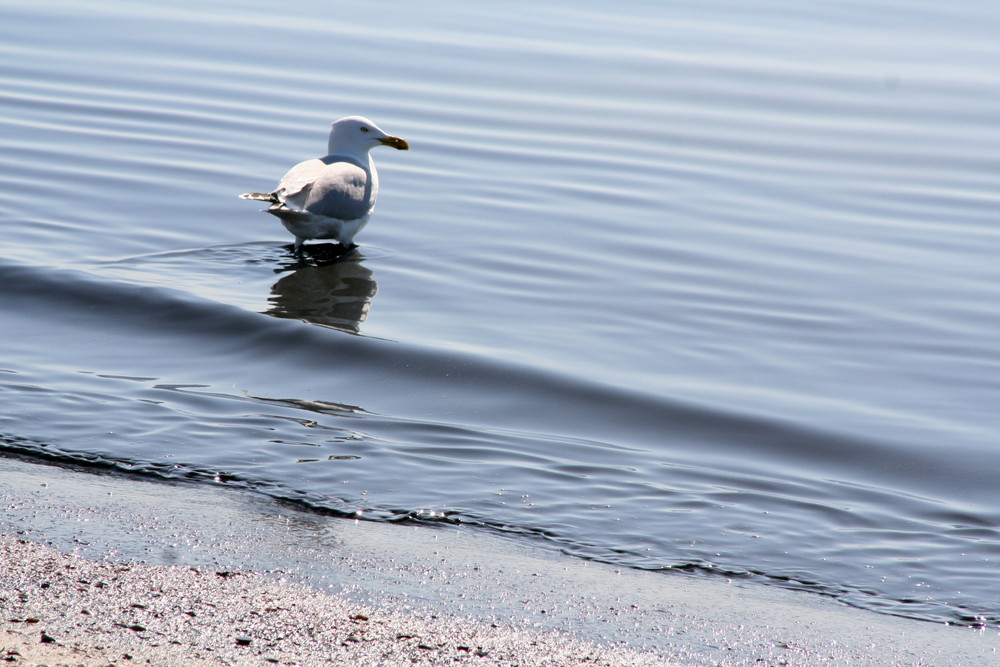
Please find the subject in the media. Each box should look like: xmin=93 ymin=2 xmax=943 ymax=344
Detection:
xmin=274 ymin=155 xmax=376 ymax=222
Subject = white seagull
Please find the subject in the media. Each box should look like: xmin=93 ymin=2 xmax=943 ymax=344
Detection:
xmin=241 ymin=116 xmax=408 ymax=251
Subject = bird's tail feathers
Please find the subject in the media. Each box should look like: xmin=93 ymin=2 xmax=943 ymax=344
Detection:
xmin=239 ymin=192 xmax=279 ymax=203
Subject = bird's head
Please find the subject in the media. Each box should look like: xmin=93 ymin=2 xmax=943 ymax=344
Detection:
xmin=327 ymin=116 xmax=409 ymax=155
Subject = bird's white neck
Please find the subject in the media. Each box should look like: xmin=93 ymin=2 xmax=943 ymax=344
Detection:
xmin=325 ymin=150 xmax=374 ymax=174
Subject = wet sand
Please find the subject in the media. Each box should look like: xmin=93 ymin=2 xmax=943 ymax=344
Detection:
xmin=2 ymin=456 xmax=997 ymax=666
xmin=1 ymin=535 xmax=666 ymax=666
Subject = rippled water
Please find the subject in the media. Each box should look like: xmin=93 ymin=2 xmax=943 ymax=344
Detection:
xmin=2 ymin=0 xmax=999 ymax=629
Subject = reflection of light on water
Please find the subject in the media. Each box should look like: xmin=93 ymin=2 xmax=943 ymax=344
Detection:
xmin=265 ymin=245 xmax=377 ymax=334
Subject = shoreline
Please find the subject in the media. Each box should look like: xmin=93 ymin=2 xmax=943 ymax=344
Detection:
xmin=1 ymin=534 xmax=662 ymax=666
xmin=2 ymin=455 xmax=997 ymax=666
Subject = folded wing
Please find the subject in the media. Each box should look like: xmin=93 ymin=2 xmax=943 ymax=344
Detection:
xmin=274 ymin=157 xmax=375 ymax=222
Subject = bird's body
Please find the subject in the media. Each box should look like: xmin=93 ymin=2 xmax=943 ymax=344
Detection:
xmin=241 ymin=116 xmax=408 ymax=250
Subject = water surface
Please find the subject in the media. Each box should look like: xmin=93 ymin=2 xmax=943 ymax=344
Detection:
xmin=2 ymin=0 xmax=1000 ymax=629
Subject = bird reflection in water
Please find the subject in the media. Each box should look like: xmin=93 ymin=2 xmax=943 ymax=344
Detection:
xmin=265 ymin=243 xmax=377 ymax=334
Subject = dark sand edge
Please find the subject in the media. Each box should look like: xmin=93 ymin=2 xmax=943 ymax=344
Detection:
xmin=2 ymin=455 xmax=997 ymax=666
xmin=0 ymin=534 xmax=669 ymax=667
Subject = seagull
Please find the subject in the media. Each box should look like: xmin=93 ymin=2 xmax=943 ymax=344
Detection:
xmin=241 ymin=116 xmax=408 ymax=251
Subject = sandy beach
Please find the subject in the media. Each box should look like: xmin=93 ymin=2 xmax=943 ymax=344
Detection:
xmin=2 ymin=456 xmax=997 ymax=666
xmin=1 ymin=534 xmax=667 ymax=666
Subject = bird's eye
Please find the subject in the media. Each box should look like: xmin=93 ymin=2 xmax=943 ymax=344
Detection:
xmin=360 ymin=127 xmax=369 ymax=133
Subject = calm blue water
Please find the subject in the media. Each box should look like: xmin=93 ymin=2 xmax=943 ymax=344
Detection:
xmin=2 ymin=0 xmax=1000 ymax=629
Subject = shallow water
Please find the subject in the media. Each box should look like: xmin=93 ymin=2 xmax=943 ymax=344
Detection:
xmin=2 ymin=0 xmax=999 ymax=628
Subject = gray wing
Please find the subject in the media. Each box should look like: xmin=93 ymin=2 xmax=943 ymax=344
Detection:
xmin=275 ymin=157 xmax=375 ymax=221
xmin=274 ymin=158 xmax=326 ymax=201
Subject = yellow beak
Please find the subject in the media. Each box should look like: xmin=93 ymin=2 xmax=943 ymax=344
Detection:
xmin=379 ymin=136 xmax=409 ymax=150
